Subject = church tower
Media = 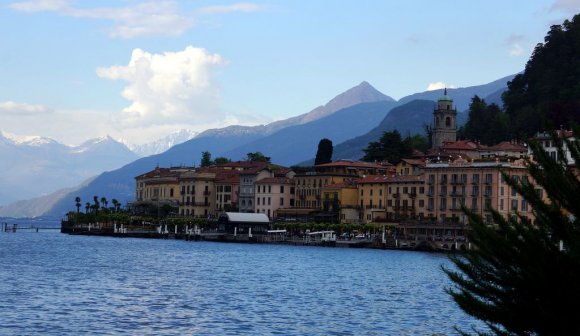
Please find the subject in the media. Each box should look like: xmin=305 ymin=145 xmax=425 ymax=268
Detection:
xmin=431 ymin=88 xmax=457 ymax=148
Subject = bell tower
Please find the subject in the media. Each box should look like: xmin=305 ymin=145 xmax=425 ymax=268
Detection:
xmin=431 ymin=88 xmax=457 ymax=148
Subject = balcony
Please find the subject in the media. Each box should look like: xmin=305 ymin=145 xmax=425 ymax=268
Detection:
xmin=472 ymin=180 xmax=480 ymax=185
xmin=409 ymin=192 xmax=417 ymax=198
xmin=392 ymin=193 xmax=400 ymax=198
xmin=484 ymin=179 xmax=493 ymax=185
xmin=203 ymin=191 xmax=211 ymax=196
xmin=427 ymin=180 xmax=435 ymax=185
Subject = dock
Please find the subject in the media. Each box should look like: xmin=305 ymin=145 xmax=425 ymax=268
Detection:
xmin=2 ymin=222 xmax=61 ymax=232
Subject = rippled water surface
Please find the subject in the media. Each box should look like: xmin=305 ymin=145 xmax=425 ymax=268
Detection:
xmin=0 ymin=228 xmax=484 ymax=335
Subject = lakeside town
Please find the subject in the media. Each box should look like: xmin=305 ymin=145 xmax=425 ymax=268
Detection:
xmin=62 ymin=91 xmax=578 ymax=252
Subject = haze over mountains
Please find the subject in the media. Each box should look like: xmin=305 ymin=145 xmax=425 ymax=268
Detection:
xmin=0 ymin=133 xmax=137 ymax=206
xmin=0 ymin=74 xmax=516 ymax=218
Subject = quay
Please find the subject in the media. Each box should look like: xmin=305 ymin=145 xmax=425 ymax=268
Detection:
xmin=2 ymin=222 xmax=61 ymax=233
xmin=60 ymin=220 xmax=470 ymax=252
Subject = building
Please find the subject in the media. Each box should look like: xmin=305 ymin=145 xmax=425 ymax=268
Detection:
xmin=533 ymin=130 xmax=576 ymax=165
xmin=320 ymin=180 xmax=359 ymax=223
xmin=431 ymin=88 xmax=457 ymax=148
xmin=358 ymin=174 xmax=427 ymax=223
xmin=134 ymin=167 xmax=187 ymax=214
xmin=395 ymin=159 xmax=425 ymax=176
xmin=178 ymin=171 xmax=216 ymax=218
xmin=254 ymin=177 xmax=295 ymax=219
xmin=423 ymin=157 xmax=538 ymax=224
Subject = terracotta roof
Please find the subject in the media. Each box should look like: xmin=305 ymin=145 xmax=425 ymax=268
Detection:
xmin=315 ymin=159 xmax=391 ymax=169
xmin=358 ymin=174 xmax=424 ymax=184
xmin=136 ymin=167 xmax=182 ymax=179
xmin=440 ymin=140 xmax=484 ymax=150
xmin=400 ymin=158 xmax=425 ymax=167
xmin=486 ymin=141 xmax=527 ymax=152
xmin=256 ymin=177 xmax=294 ymax=184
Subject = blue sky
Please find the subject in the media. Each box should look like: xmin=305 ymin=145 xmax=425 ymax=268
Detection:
xmin=0 ymin=0 xmax=578 ymax=145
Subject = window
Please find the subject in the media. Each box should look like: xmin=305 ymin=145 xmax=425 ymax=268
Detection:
xmin=471 ymin=198 xmax=477 ymax=210
xmin=268 ymin=197 xmax=271 ymax=205
xmin=521 ymin=200 xmax=528 ymax=212
xmin=280 ymin=186 xmax=284 ymax=193
xmin=439 ymin=198 xmax=447 ymax=210
xmin=268 ymin=186 xmax=272 ymax=193
xmin=257 ymin=198 xmax=260 ymax=205
xmin=511 ymin=199 xmax=518 ymax=211
xmin=500 ymin=199 xmax=504 ymax=211
xmin=280 ymin=198 xmax=284 ymax=206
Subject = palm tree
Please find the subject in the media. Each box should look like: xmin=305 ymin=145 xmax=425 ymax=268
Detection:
xmin=85 ymin=202 xmax=90 ymax=214
xmin=112 ymin=199 xmax=120 ymax=212
xmin=93 ymin=196 xmax=100 ymax=212
xmin=75 ymin=196 xmax=81 ymax=213
xmin=101 ymin=197 xmax=108 ymax=210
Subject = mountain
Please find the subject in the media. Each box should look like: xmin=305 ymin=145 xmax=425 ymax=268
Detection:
xmin=0 ymin=132 xmax=138 ymax=206
xmin=223 ymin=100 xmax=398 ymax=165
xmin=304 ymin=75 xmax=517 ymax=163
xmin=398 ymin=74 xmax=516 ymax=112
xmin=324 ymin=100 xmax=436 ymax=162
xmin=40 ymin=82 xmax=393 ymax=218
xmin=0 ymin=177 xmax=94 ymax=218
xmin=263 ymin=81 xmax=395 ymax=133
xmin=130 ymin=129 xmax=198 ymax=157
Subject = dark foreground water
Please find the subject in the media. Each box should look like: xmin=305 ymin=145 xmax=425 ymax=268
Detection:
xmin=0 ymin=227 xmax=485 ymax=335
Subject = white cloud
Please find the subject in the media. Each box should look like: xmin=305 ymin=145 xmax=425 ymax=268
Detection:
xmin=426 ymin=82 xmax=455 ymax=91
xmin=9 ymin=0 xmax=194 ymax=38
xmin=505 ymin=34 xmax=526 ymax=57
xmin=0 ymin=101 xmax=52 ymax=115
xmin=509 ymin=43 xmax=524 ymax=57
xmin=97 ymin=46 xmax=226 ymax=128
xmin=550 ymin=0 xmax=580 ymax=13
xmin=9 ymin=0 xmax=267 ymax=38
xmin=198 ymin=3 xmax=267 ymax=15
xmin=9 ymin=0 xmax=68 ymax=12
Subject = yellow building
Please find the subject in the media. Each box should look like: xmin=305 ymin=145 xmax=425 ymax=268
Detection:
xmin=135 ymin=167 xmax=185 ymax=208
xmin=358 ymin=174 xmax=426 ymax=223
xmin=320 ymin=180 xmax=359 ymax=223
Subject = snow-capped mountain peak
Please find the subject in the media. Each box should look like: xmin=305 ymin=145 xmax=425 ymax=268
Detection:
xmin=129 ymin=129 xmax=198 ymax=157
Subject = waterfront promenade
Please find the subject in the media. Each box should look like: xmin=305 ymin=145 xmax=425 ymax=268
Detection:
xmin=61 ymin=220 xmax=470 ymax=252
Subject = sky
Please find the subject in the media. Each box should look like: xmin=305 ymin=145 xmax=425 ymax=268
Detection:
xmin=0 ymin=0 xmax=579 ymax=146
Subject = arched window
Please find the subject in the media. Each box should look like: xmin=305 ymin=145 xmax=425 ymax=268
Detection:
xmin=445 ymin=116 xmax=451 ymax=127
xmin=436 ymin=117 xmax=440 ymax=127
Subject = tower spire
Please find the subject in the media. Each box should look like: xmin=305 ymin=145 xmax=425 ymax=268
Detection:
xmin=444 ymin=87 xmax=447 ymax=95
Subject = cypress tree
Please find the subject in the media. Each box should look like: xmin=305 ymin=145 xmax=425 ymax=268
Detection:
xmin=444 ymin=126 xmax=580 ymax=335
xmin=315 ymin=138 xmax=333 ymax=165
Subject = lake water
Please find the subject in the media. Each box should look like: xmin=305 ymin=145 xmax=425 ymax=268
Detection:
xmin=0 ymin=226 xmax=485 ymax=335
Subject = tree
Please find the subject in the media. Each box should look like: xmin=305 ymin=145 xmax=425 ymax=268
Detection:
xmin=75 ymin=196 xmax=81 ymax=213
xmin=214 ymin=157 xmax=231 ymax=165
xmin=444 ymin=127 xmax=580 ymax=335
xmin=315 ymin=138 xmax=333 ymax=165
xmin=362 ymin=130 xmax=412 ymax=163
xmin=85 ymin=202 xmax=90 ymax=214
xmin=460 ymin=96 xmax=509 ymax=145
xmin=246 ymin=152 xmax=271 ymax=162
xmin=200 ymin=151 xmax=212 ymax=167
xmin=502 ymin=14 xmax=580 ymax=138
xmin=93 ymin=196 xmax=100 ymax=212
xmin=100 ymin=197 xmax=108 ymax=210
xmin=112 ymin=199 xmax=120 ymax=212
